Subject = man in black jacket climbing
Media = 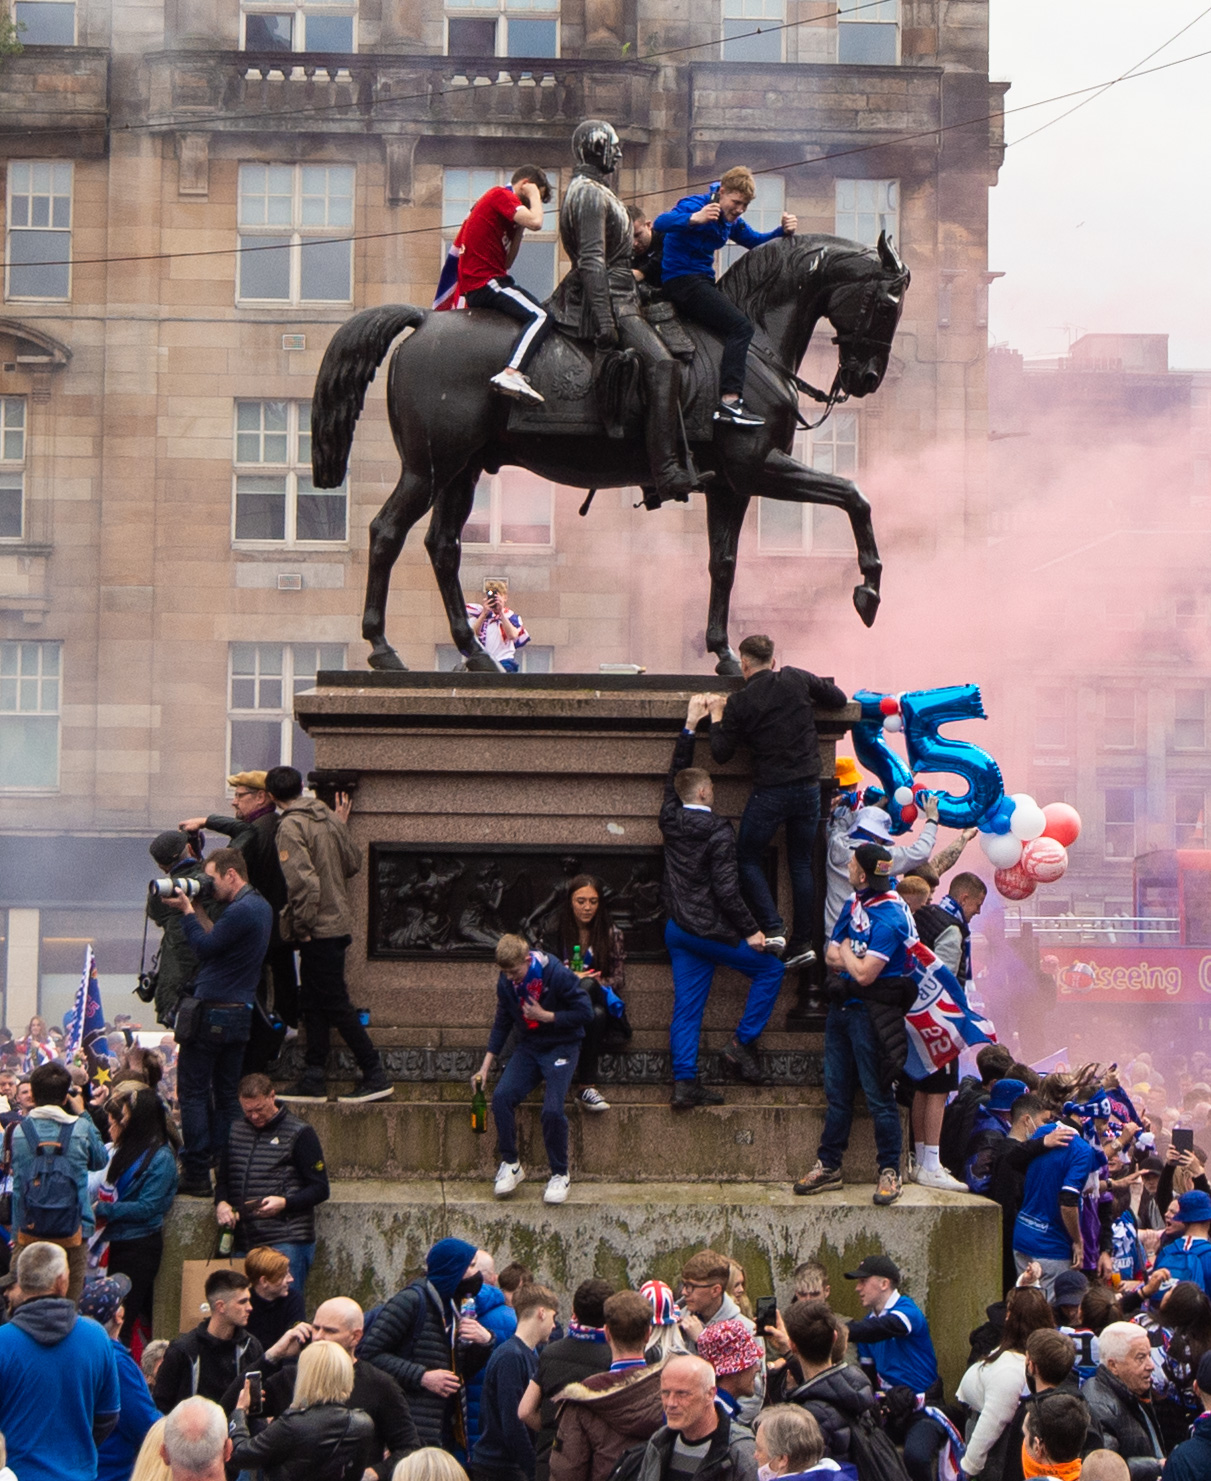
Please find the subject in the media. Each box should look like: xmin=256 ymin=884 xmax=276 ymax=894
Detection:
xmin=361 ymin=1237 xmax=494 ymax=1451
xmin=708 ymin=635 xmax=847 ymax=968
xmin=661 ymin=696 xmax=785 ymax=1108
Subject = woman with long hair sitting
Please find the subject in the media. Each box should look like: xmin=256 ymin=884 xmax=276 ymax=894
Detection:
xmin=555 ymin=874 xmax=629 ymax=1114
xmin=229 ymin=1340 xmax=376 ymax=1481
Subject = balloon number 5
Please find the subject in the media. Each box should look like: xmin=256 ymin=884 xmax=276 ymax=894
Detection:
xmin=851 ymin=684 xmax=1004 ymax=834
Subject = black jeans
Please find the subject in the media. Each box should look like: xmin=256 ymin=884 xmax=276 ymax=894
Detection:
xmin=664 ymin=273 xmax=755 ymax=397
xmin=107 ymin=1230 xmax=163 ymax=1345
xmin=736 ymin=780 xmax=821 ymax=943
xmin=299 ymin=935 xmax=383 ymax=1085
xmin=177 ymin=1032 xmax=248 ymax=1179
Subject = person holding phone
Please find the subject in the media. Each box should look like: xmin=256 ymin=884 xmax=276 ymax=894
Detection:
xmin=468 ymin=581 xmax=531 ymax=673
xmin=556 ymin=875 xmax=629 ymax=1115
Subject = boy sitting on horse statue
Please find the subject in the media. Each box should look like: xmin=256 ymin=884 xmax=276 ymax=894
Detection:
xmin=454 ymin=165 xmax=554 ymax=405
xmin=655 ymin=166 xmax=797 ymax=427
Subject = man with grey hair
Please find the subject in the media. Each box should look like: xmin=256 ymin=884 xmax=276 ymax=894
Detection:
xmin=162 ymin=1397 xmax=231 ymax=1481
xmin=636 ymin=1353 xmax=757 ymax=1481
xmin=1080 ymin=1323 xmax=1167 ymax=1480
xmin=0 ymin=1242 xmax=120 ymax=1481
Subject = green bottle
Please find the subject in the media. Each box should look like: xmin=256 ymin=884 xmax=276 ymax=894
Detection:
xmin=471 ymin=1081 xmax=488 ymax=1134
xmin=571 ymin=943 xmax=583 ymax=973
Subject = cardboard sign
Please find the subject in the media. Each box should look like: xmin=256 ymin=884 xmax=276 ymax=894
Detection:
xmin=178 ymin=1258 xmax=240 ymax=1336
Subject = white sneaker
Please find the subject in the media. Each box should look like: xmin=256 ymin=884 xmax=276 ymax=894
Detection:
xmin=580 ymin=1087 xmax=610 ymax=1112
xmin=490 ymin=368 xmax=544 ymax=403
xmin=494 ymin=1161 xmax=525 ymax=1198
xmin=906 ymin=1153 xmax=920 ymax=1184
xmin=544 ymin=1173 xmax=570 ymax=1205
xmin=916 ymin=1164 xmax=970 ymax=1194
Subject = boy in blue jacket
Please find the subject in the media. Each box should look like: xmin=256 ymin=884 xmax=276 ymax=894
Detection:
xmin=473 ymin=934 xmax=592 ymax=1208
xmin=653 ymin=165 xmax=797 ymax=427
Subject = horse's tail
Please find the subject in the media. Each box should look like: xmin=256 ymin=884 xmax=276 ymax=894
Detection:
xmin=311 ymin=304 xmax=427 ymax=487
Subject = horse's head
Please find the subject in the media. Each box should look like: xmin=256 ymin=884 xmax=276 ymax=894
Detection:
xmin=827 ymin=232 xmax=909 ymax=398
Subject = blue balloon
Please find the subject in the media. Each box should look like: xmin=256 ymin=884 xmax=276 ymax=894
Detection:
xmin=851 ymin=690 xmax=916 ymax=834
xmin=899 ymin=685 xmax=1005 ymax=830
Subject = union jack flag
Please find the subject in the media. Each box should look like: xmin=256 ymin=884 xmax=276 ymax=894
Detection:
xmin=433 ymin=244 xmax=463 ymax=311
xmin=63 ymin=945 xmax=106 ymax=1056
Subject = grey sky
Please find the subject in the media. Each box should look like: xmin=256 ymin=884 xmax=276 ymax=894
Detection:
xmin=988 ymin=1 xmax=1211 ymax=367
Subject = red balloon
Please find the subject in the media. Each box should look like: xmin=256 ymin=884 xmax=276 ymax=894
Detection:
xmin=1041 ymin=803 xmax=1082 ymax=848
xmin=879 ymin=695 xmax=899 ymax=715
xmin=899 ymin=802 xmax=918 ymax=825
xmin=994 ymin=864 xmax=1037 ymax=901
xmin=1020 ymin=836 xmax=1069 ymax=883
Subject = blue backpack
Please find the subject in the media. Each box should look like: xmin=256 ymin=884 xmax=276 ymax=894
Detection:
xmin=18 ymin=1118 xmax=80 ymax=1239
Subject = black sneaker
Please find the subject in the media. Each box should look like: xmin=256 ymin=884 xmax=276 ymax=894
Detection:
xmin=713 ymin=399 xmax=764 ymax=427
xmin=722 ymin=1038 xmax=770 ymax=1086
xmin=277 ymin=1082 xmax=328 ymax=1104
xmin=339 ymin=1074 xmax=394 ymax=1104
xmin=670 ymin=1078 xmax=725 ymax=1109
xmin=783 ymin=943 xmax=818 ymax=970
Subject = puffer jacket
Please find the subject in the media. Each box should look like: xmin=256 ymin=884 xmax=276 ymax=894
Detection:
xmin=660 ymin=732 xmax=758 ymax=945
xmin=786 ymin=1362 xmax=876 ymax=1462
xmin=1081 ymin=1365 xmax=1167 ymax=1481
xmin=550 ymin=1363 xmax=666 ymax=1481
xmin=229 ymin=1401 xmax=376 ymax=1481
xmin=637 ymin=1405 xmax=757 ymax=1481
xmin=276 ymin=797 xmax=362 ymax=941
xmin=361 ymin=1280 xmax=488 ymax=1449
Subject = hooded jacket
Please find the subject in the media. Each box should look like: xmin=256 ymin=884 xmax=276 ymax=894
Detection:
xmin=660 ymin=732 xmax=759 ymax=945
xmin=549 ymin=1363 xmax=666 ymax=1481
xmin=487 ymin=953 xmax=593 ymax=1056
xmin=11 ymin=1102 xmax=109 ymax=1238
xmin=1081 ymin=1365 xmax=1166 ymax=1481
xmin=153 ymin=1319 xmax=264 ymax=1412
xmin=786 ymin=1363 xmax=876 ymax=1462
xmin=1164 ymin=1412 xmax=1211 ymax=1481
xmin=636 ymin=1404 xmax=757 ymax=1481
xmin=276 ymin=796 xmax=362 ymax=941
xmin=0 ymin=1295 xmax=120 ymax=1481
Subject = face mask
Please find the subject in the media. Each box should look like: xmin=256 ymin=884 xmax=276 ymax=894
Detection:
xmin=454 ymin=1273 xmax=484 ymax=1303
xmin=758 ymin=1466 xmax=779 ymax=1481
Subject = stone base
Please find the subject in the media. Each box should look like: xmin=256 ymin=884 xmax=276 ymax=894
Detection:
xmin=158 ymin=1178 xmax=1000 ymax=1397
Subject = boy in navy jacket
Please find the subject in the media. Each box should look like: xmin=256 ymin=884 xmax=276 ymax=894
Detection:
xmin=474 ymin=935 xmax=592 ymax=1208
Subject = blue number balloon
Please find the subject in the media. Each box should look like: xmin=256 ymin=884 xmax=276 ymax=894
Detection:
xmin=850 ymin=685 xmax=1005 ymax=834
xmin=899 ymin=684 xmax=1004 ymax=830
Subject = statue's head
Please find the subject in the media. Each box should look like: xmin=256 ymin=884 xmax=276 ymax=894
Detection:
xmin=572 ymin=119 xmax=622 ymax=175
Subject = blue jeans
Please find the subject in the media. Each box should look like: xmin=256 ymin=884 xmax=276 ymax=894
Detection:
xmin=491 ymin=1040 xmax=580 ymax=1176
xmin=272 ymin=1241 xmax=316 ymax=1301
xmin=736 ymin=780 xmax=821 ymax=942
xmin=177 ymin=1037 xmax=248 ymax=1180
xmin=903 ymin=1414 xmax=947 ymax=1481
xmin=817 ymin=1000 xmax=902 ymax=1172
xmin=665 ymin=919 xmax=786 ymax=1080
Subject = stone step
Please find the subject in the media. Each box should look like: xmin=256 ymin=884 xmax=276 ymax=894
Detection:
xmin=158 ymin=1176 xmax=998 ymax=1398
xmin=281 ymin=1091 xmax=890 ymax=1184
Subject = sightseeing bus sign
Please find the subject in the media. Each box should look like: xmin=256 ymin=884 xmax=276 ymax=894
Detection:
xmin=1046 ymin=948 xmax=1211 ymax=1004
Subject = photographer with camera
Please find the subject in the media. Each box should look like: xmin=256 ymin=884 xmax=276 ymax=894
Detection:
xmin=162 ymin=848 xmax=273 ymax=1197
xmin=145 ymin=830 xmax=222 ymax=1027
xmin=467 ymin=581 xmax=530 ymax=673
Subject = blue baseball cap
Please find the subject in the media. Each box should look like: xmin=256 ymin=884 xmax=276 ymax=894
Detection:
xmin=988 ymin=1079 xmax=1028 ymax=1114
xmin=79 ymin=1273 xmax=131 ymax=1324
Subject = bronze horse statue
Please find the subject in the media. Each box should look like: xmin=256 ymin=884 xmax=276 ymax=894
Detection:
xmin=311 ymin=231 xmax=908 ymax=674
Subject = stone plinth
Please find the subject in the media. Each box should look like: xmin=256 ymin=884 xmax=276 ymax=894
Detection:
xmin=295 ymin=672 xmax=859 ymax=1069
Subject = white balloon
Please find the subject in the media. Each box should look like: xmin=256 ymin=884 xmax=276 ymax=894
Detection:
xmin=883 ymin=715 xmax=903 ymax=733
xmin=1009 ymin=796 xmax=1047 ymax=841
xmin=893 ymin=786 xmax=913 ymax=806
xmin=981 ymin=831 xmax=1023 ymax=869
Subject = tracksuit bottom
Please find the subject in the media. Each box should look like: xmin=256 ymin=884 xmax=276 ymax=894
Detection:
xmin=491 ymin=1039 xmax=580 ymax=1176
xmin=665 ymin=918 xmax=785 ymax=1080
xmin=465 ymin=276 xmax=553 ymax=373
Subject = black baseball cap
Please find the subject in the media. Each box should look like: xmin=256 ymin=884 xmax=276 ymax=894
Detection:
xmin=844 ymin=1254 xmax=900 ymax=1284
xmin=853 ymin=843 xmax=894 ymax=882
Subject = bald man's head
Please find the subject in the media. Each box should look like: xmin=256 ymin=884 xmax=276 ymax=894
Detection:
xmin=471 ymin=1249 xmax=498 ymax=1285
xmin=1078 ymin=1453 xmax=1129 ymax=1481
xmin=660 ymin=1354 xmax=718 ymax=1438
xmin=312 ymin=1297 xmax=364 ymax=1353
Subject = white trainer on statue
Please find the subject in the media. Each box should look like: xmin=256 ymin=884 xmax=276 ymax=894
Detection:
xmin=544 ymin=1173 xmax=570 ymax=1205
xmin=494 ymin=1161 xmax=525 ymax=1198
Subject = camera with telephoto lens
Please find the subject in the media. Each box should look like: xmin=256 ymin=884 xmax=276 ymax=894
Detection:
xmin=149 ymin=877 xmax=202 ymax=900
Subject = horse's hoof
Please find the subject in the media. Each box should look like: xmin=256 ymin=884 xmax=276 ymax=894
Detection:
xmin=367 ymin=644 xmax=408 ymax=671
xmin=853 ymin=585 xmax=881 ymax=628
xmin=714 ymin=654 xmax=742 ymax=677
xmin=461 ymin=651 xmax=504 ymax=673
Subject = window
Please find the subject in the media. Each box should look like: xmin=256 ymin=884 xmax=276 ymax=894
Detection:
xmin=0 ymin=641 xmax=60 ymax=790
xmin=1176 ymin=690 xmax=1206 ymax=750
xmin=1104 ymin=689 xmax=1137 ymax=749
xmin=446 ymin=0 xmax=559 ymax=58
xmin=441 ymin=168 xmax=560 ymax=300
xmin=237 ymin=163 xmax=353 ymax=305
xmin=0 ymin=398 xmax=25 ymax=540
xmin=718 ymin=175 xmax=783 ymax=273
xmin=242 ymin=0 xmax=356 ymax=51
xmin=437 ymin=642 xmax=553 ymax=672
xmin=834 ymin=179 xmax=898 ymax=246
xmin=463 ymin=470 xmax=553 ymax=546
xmin=14 ymin=0 xmax=75 ymax=43
xmin=722 ymin=0 xmax=784 ymax=62
xmin=1104 ymin=788 xmax=1137 ymax=860
xmin=757 ymin=415 xmax=856 ymax=554
xmin=228 ymin=642 xmax=346 ymax=778
xmin=233 ymin=400 xmax=346 ymax=543
xmin=1035 ymin=687 xmax=1067 ymax=750
xmin=1176 ymin=790 xmax=1206 ymax=848
xmin=837 ymin=0 xmax=898 ymax=64
xmin=6 ymin=161 xmax=71 ymax=301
